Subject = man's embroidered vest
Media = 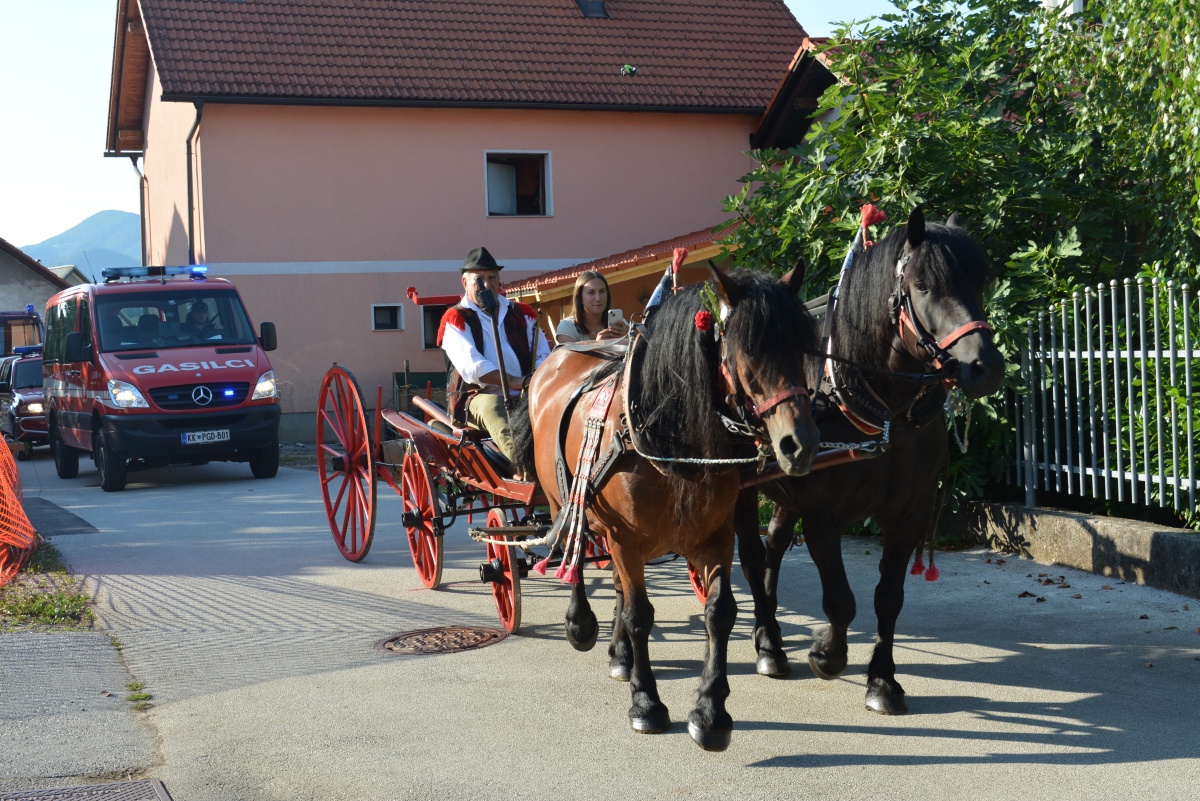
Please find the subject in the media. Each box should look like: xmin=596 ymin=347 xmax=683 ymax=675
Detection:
xmin=439 ymin=304 xmax=534 ymax=425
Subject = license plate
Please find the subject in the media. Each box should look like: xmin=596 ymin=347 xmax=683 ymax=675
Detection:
xmin=182 ymin=429 xmax=230 ymax=445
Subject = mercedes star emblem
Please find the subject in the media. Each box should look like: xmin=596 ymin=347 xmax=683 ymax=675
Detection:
xmin=192 ymin=385 xmax=213 ymax=406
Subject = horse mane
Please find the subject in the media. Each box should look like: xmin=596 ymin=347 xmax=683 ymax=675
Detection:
xmin=833 ymin=219 xmax=994 ymax=368
xmin=637 ymin=269 xmax=818 ymax=475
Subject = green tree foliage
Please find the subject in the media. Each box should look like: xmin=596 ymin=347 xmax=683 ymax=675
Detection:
xmin=724 ymin=0 xmax=1199 ymax=329
xmin=721 ymin=0 xmax=1200 ymax=515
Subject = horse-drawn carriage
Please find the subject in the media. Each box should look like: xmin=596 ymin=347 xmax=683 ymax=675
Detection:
xmin=313 ymin=206 xmax=1005 ymax=750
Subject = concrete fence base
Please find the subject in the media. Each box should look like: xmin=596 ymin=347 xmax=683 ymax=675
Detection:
xmin=946 ymin=502 xmax=1200 ymax=599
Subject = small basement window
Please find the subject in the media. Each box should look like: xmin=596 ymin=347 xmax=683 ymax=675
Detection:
xmin=486 ymin=152 xmax=550 ymax=216
xmin=373 ymin=304 xmax=404 ymax=331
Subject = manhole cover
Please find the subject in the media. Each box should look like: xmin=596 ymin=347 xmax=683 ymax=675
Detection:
xmin=376 ymin=626 xmax=507 ymax=655
xmin=0 ymin=780 xmax=173 ymax=800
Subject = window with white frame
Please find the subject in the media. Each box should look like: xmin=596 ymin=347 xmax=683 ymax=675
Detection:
xmin=372 ymin=304 xmax=404 ymax=331
xmin=486 ymin=152 xmax=550 ymax=216
xmin=421 ymin=305 xmax=451 ymax=349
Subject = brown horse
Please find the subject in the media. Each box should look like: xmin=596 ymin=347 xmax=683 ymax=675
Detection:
xmin=514 ymin=265 xmax=820 ymax=751
xmin=735 ymin=207 xmax=1005 ymax=715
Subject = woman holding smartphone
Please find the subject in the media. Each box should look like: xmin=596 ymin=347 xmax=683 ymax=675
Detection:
xmin=555 ymin=270 xmax=629 ymax=344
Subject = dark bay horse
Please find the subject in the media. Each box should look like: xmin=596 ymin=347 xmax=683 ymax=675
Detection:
xmin=516 ymin=265 xmax=820 ymax=750
xmin=735 ymin=207 xmax=1005 ymax=715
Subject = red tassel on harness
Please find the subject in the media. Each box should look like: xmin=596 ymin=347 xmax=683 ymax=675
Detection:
xmin=554 ymin=562 xmax=581 ymax=585
xmin=925 ymin=563 xmax=940 ymax=581
xmin=860 ymin=204 xmax=888 ymax=249
xmin=910 ymin=552 xmax=926 ymax=575
xmin=533 ymin=557 xmax=550 ymax=576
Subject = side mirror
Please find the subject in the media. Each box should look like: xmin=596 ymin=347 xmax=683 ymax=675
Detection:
xmin=259 ymin=322 xmax=277 ymax=352
xmin=64 ymin=331 xmax=84 ymax=363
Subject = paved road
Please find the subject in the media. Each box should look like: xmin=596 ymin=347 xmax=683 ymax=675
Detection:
xmin=3 ymin=451 xmax=1199 ymax=800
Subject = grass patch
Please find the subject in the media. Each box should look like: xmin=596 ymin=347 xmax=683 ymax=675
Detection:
xmin=278 ymin=443 xmax=318 ymax=471
xmin=0 ymin=539 xmax=93 ymax=631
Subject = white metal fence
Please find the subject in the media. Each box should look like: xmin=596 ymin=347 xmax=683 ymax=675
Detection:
xmin=1011 ymin=277 xmax=1198 ymax=516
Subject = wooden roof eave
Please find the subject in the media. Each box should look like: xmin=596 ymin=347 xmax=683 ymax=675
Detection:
xmin=105 ymin=0 xmax=150 ymax=156
xmin=506 ymin=241 xmax=731 ymax=305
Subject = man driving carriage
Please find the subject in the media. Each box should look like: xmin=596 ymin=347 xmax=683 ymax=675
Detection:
xmin=437 ymin=246 xmax=550 ymax=464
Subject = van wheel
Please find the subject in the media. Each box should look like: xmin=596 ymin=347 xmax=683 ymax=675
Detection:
xmin=250 ymin=439 xmax=279 ymax=479
xmin=51 ymin=425 xmax=79 ymax=479
xmin=96 ymin=431 xmax=127 ymax=492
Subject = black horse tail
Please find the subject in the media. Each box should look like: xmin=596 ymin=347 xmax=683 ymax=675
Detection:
xmin=509 ymin=395 xmax=536 ymax=478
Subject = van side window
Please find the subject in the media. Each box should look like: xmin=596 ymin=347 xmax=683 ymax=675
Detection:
xmin=79 ymin=299 xmax=92 ymax=351
xmin=44 ymin=300 xmax=74 ymax=365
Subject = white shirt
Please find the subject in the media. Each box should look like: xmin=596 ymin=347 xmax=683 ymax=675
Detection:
xmin=441 ymin=295 xmax=551 ymax=394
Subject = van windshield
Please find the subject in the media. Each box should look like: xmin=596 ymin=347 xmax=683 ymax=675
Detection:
xmin=95 ymin=290 xmax=258 ymax=352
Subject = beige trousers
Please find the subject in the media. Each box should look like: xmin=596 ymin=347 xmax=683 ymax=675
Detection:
xmin=466 ymin=392 xmax=515 ymax=462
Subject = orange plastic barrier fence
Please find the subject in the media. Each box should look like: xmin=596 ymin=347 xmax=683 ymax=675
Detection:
xmin=0 ymin=434 xmax=38 ymax=587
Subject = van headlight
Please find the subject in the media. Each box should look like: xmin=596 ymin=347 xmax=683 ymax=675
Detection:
xmin=20 ymin=402 xmax=44 ymax=415
xmin=251 ymin=370 xmax=278 ymax=400
xmin=107 ymin=379 xmax=149 ymax=408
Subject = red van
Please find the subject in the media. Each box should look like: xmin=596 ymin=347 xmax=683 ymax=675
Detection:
xmin=43 ymin=265 xmax=280 ymax=491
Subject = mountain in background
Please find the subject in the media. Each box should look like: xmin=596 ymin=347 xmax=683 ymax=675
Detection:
xmin=23 ymin=210 xmax=141 ymax=275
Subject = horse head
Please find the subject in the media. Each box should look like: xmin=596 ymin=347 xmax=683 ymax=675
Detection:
xmin=891 ymin=206 xmax=1005 ymax=399
xmin=710 ymin=263 xmax=820 ymax=476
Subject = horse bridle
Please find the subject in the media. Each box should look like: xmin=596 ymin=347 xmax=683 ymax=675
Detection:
xmin=888 ymin=246 xmax=992 ymax=373
xmin=716 ymin=334 xmax=812 ymax=441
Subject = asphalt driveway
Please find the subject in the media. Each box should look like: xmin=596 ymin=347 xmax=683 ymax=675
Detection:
xmin=3 ymin=450 xmax=1199 ymax=800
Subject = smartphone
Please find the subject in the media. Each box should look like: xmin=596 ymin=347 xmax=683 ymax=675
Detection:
xmin=607 ymin=309 xmax=626 ymax=327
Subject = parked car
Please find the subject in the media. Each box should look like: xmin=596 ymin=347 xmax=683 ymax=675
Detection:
xmin=0 ymin=347 xmax=47 ymax=460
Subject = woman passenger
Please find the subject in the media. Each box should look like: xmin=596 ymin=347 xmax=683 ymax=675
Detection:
xmin=555 ymin=270 xmax=628 ymax=345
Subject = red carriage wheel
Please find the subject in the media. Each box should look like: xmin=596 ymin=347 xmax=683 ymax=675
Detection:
xmin=316 ymin=366 xmax=377 ymax=562
xmin=585 ymin=534 xmax=611 ymax=570
xmin=687 ymin=560 xmax=709 ymax=604
xmin=485 ymin=508 xmax=522 ymax=634
xmin=401 ymin=453 xmax=444 ymax=589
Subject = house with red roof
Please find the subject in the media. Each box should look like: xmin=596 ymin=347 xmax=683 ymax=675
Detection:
xmin=105 ymin=0 xmax=814 ymax=428
xmin=0 ymin=237 xmax=69 ymax=351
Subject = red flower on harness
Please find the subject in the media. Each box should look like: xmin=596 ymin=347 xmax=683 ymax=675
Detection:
xmin=694 ymin=310 xmax=713 ymax=331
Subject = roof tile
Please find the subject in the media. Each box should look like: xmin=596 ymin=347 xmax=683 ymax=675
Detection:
xmin=135 ymin=0 xmax=805 ymax=109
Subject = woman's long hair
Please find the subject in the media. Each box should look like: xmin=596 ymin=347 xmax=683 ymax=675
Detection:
xmin=570 ymin=270 xmax=611 ymax=337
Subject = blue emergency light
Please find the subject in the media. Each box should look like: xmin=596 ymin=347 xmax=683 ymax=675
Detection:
xmin=102 ymin=265 xmax=209 ymax=282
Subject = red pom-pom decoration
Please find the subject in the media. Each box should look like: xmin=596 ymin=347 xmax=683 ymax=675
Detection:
xmin=695 ymin=310 xmax=713 ymax=331
xmin=924 ymin=564 xmax=940 ymax=582
xmin=861 ymin=203 xmax=888 ymax=229
xmin=910 ymin=553 xmax=926 ymax=575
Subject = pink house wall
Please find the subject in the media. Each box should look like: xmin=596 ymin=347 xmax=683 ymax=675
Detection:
xmin=144 ymin=103 xmax=759 ymax=422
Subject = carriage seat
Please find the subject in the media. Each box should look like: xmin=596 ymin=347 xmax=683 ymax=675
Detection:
xmin=408 ymin=394 xmax=515 ymax=477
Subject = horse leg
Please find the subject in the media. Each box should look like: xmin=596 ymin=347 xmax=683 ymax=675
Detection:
xmin=804 ymin=513 xmax=856 ymax=680
xmin=736 ymin=494 xmax=796 ymax=677
xmin=864 ymin=520 xmax=922 ymax=715
xmin=607 ymin=570 xmax=632 ymax=682
xmin=564 ymin=565 xmax=599 ymax=652
xmin=616 ymin=562 xmax=669 ymax=734
xmin=688 ymin=559 xmax=737 ymax=752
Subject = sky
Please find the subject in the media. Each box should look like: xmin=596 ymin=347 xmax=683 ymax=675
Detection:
xmin=0 ymin=0 xmax=899 ymax=249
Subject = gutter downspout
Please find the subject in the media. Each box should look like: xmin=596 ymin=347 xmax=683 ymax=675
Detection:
xmin=185 ymin=101 xmax=204 ymax=265
xmin=129 ymin=156 xmax=148 ymax=266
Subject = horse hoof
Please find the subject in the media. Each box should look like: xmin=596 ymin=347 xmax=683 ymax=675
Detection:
xmin=609 ymin=662 xmax=631 ymax=682
xmin=629 ymin=708 xmax=671 ymax=734
xmin=565 ymin=622 xmax=599 ymax=652
xmin=687 ymin=720 xmax=732 ymax=752
xmin=807 ymin=651 xmax=846 ymax=681
xmin=865 ymin=689 xmax=908 ymax=715
xmin=756 ymin=652 xmax=791 ymax=678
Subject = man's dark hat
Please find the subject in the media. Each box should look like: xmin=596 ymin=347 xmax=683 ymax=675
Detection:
xmin=462 ymin=246 xmax=504 ymax=272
